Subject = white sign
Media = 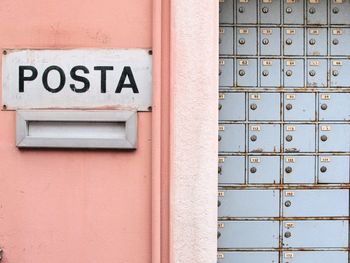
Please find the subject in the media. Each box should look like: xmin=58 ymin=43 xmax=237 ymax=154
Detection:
xmin=2 ymin=49 xmax=152 ymax=110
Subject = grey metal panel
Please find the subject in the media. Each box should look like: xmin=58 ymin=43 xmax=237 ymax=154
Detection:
xmin=319 ymin=124 xmax=350 ymax=152
xmin=249 ymin=124 xmax=281 ymax=153
xmin=248 ymin=156 xmax=280 ymax=184
xmin=260 ymin=59 xmax=281 ymax=87
xmin=283 ymin=28 xmax=304 ymax=56
xmin=236 ymin=27 xmax=257 ymax=55
xmin=284 ymin=124 xmax=316 ymax=153
xmin=283 ymin=156 xmax=316 ymax=184
xmin=219 ymin=58 xmax=234 ymax=87
xmin=318 ymin=155 xmax=350 ymax=183
xmin=260 ymin=28 xmax=281 ymax=56
xmin=307 ymin=0 xmax=328 ymax=24
xmin=235 ymin=0 xmax=257 ymax=24
xmin=307 ymin=59 xmax=328 ymax=87
xmin=330 ymin=59 xmax=350 ymax=87
xmin=284 ymin=0 xmax=304 ymax=24
xmin=282 ymin=220 xmax=348 ymax=248
xmin=260 ymin=0 xmax=281 ymax=24
xmin=219 ymin=27 xmax=234 ymax=55
xmin=282 ymin=251 xmax=348 ymax=263
xmin=319 ymin=93 xmax=350 ymax=121
xmin=331 ymin=28 xmax=350 ymax=56
xmin=282 ymin=189 xmax=349 ymax=217
xmin=248 ymin=93 xmax=281 ymax=121
xmin=218 ymin=190 xmax=280 ymax=217
xmin=16 ymin=110 xmax=137 ymax=149
xmin=218 ymin=252 xmax=279 ymax=263
xmin=331 ymin=0 xmax=350 ymax=25
xmin=307 ymin=28 xmax=328 ymax=56
xmin=219 ymin=124 xmax=246 ymax=152
xmin=283 ymin=93 xmax=316 ymax=121
xmin=219 ymin=156 xmax=246 ymax=184
xmin=218 ymin=221 xmax=279 ymax=248
xmin=284 ymin=59 xmax=305 ymax=87
xmin=219 ymin=92 xmax=246 ymax=121
xmin=220 ymin=0 xmax=234 ymax=24
xmin=236 ymin=59 xmax=258 ymax=87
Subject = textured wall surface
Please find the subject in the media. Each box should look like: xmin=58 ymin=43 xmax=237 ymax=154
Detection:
xmin=0 ymin=1 xmax=152 ymax=262
xmin=170 ymin=1 xmax=218 ymax=263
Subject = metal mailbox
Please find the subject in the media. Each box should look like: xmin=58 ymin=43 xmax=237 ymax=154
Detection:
xmin=248 ymin=92 xmax=281 ymax=121
xmin=281 ymin=251 xmax=348 ymax=263
xmin=307 ymin=0 xmax=328 ymax=24
xmin=284 ymin=59 xmax=304 ymax=87
xmin=260 ymin=0 xmax=281 ymax=24
xmin=283 ymin=124 xmax=316 ymax=153
xmin=260 ymin=59 xmax=281 ymax=87
xmin=283 ymin=156 xmax=315 ymax=184
xmin=248 ymin=124 xmax=280 ymax=153
xmin=218 ymin=156 xmax=246 ymax=184
xmin=319 ymin=93 xmax=350 ymax=121
xmin=284 ymin=0 xmax=304 ymax=24
xmin=218 ymin=220 xmax=279 ymax=248
xmin=319 ymin=124 xmax=350 ymax=152
xmin=307 ymin=28 xmax=328 ymax=56
xmin=218 ymin=190 xmax=280 ymax=217
xmin=330 ymin=0 xmax=350 ymax=25
xmin=219 ymin=92 xmax=246 ymax=121
xmin=318 ymin=155 xmax=350 ymax=183
xmin=331 ymin=28 xmax=350 ymax=56
xmin=219 ymin=27 xmax=234 ymax=55
xmin=236 ymin=59 xmax=258 ymax=87
xmin=219 ymin=124 xmax=246 ymax=152
xmin=219 ymin=58 xmax=234 ymax=87
xmin=236 ymin=27 xmax=257 ymax=55
xmin=307 ymin=59 xmax=328 ymax=87
xmin=283 ymin=93 xmax=316 ymax=121
xmin=330 ymin=59 xmax=350 ymax=87
xmin=220 ymin=0 xmax=234 ymax=24
xmin=248 ymin=156 xmax=280 ymax=184
xmin=236 ymin=0 xmax=257 ymax=24
xmin=260 ymin=28 xmax=281 ymax=56
xmin=283 ymin=28 xmax=304 ymax=56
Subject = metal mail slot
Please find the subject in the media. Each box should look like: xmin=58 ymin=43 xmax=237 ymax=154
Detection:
xmin=218 ymin=220 xmax=279 ymax=248
xmin=218 ymin=190 xmax=279 ymax=217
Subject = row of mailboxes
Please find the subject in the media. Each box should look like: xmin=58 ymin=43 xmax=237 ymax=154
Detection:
xmin=219 ymin=124 xmax=350 ymax=153
xmin=220 ymin=0 xmax=350 ymax=25
xmin=219 ymin=155 xmax=350 ymax=184
xmin=219 ymin=93 xmax=350 ymax=121
xmin=218 ymin=189 xmax=349 ymax=217
xmin=217 ymin=220 xmax=348 ymax=248
xmin=217 ymin=251 xmax=348 ymax=263
xmin=219 ymin=58 xmax=350 ymax=87
xmin=220 ymin=27 xmax=350 ymax=56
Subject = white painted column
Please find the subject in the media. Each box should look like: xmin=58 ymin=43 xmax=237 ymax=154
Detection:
xmin=170 ymin=1 xmax=218 ymax=263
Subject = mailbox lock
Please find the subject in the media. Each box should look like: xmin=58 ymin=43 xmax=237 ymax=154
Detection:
xmin=250 ymin=167 xmax=257 ymax=174
xmin=285 ymin=200 xmax=292 ymax=207
xmin=320 ymin=135 xmax=328 ymax=142
xmin=250 ymin=135 xmax=257 ymax=142
xmin=218 ymin=200 xmax=221 ymax=207
xmin=284 ymin=232 xmax=292 ymax=238
xmin=238 ymin=38 xmax=246 ymax=45
xmin=286 ymin=7 xmax=293 ymax=14
xmin=218 ymin=135 xmax=222 ymax=142
xmin=218 ymin=166 xmax=222 ymax=174
xmin=239 ymin=70 xmax=246 ymax=76
xmin=217 ymin=231 xmax=221 ymax=239
xmin=262 ymin=7 xmax=269 ymax=13
xmin=262 ymin=38 xmax=269 ymax=45
xmin=333 ymin=7 xmax=339 ymax=14
xmin=238 ymin=6 xmax=245 ymax=13
xmin=218 ymin=104 xmax=222 ymax=110
xmin=286 ymin=135 xmax=293 ymax=142
xmin=286 ymin=104 xmax=293 ymax=110
xmin=309 ymin=7 xmax=316 ymax=14
xmin=219 ymin=69 xmax=222 ymax=76
xmin=250 ymin=103 xmax=258 ymax=110
xmin=286 ymin=70 xmax=293 ymax=77
xmin=219 ymin=38 xmax=222 ymax=44
xmin=285 ymin=166 xmax=293 ymax=174
xmin=333 ymin=39 xmax=339 ymax=45
xmin=320 ymin=166 xmax=327 ymax=173
xmin=262 ymin=70 xmax=269 ymax=77
xmin=285 ymin=38 xmax=293 ymax=45
xmin=309 ymin=70 xmax=316 ymax=77
xmin=321 ymin=104 xmax=328 ymax=110
xmin=309 ymin=38 xmax=316 ymax=45
xmin=332 ymin=70 xmax=339 ymax=77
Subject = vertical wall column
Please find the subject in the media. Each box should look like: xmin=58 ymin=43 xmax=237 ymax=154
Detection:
xmin=170 ymin=1 xmax=218 ymax=263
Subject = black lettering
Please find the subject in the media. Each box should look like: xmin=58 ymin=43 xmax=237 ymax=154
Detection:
xmin=94 ymin=66 xmax=113 ymax=93
xmin=19 ymin=66 xmax=38 ymax=92
xmin=115 ymin=66 xmax=139 ymax=93
xmin=70 ymin=66 xmax=90 ymax=93
xmin=42 ymin=66 xmax=66 ymax=93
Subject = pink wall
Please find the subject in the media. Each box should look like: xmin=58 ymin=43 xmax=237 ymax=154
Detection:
xmin=0 ymin=1 xmax=153 ymax=262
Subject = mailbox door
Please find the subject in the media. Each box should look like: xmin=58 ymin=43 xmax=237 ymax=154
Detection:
xmin=318 ymin=156 xmax=350 ymax=183
xmin=319 ymin=93 xmax=350 ymax=121
xmin=307 ymin=28 xmax=328 ymax=56
xmin=283 ymin=124 xmax=316 ymax=153
xmin=260 ymin=28 xmax=281 ymax=56
xmin=306 ymin=59 xmax=328 ymax=87
xmin=330 ymin=0 xmax=350 ymax=25
xmin=249 ymin=124 xmax=281 ymax=153
xmin=283 ymin=93 xmax=316 ymax=121
xmin=219 ymin=92 xmax=246 ymax=121
xmin=330 ymin=59 xmax=350 ymax=87
xmin=307 ymin=0 xmax=328 ymax=24
xmin=260 ymin=59 xmax=281 ymax=87
xmin=283 ymin=156 xmax=315 ymax=184
xmin=331 ymin=28 xmax=350 ymax=56
xmin=281 ymin=251 xmax=348 ymax=263
xmin=219 ymin=124 xmax=246 ymax=153
xmin=284 ymin=59 xmax=305 ymax=87
xmin=260 ymin=0 xmax=281 ymax=24
xmin=219 ymin=58 xmax=234 ymax=87
xmin=218 ymin=221 xmax=279 ymax=248
xmin=236 ymin=27 xmax=257 ymax=55
xmin=284 ymin=0 xmax=304 ymax=25
xmin=220 ymin=0 xmax=234 ymax=24
xmin=236 ymin=0 xmax=258 ymax=24
xmin=219 ymin=27 xmax=234 ymax=55
xmin=248 ymin=156 xmax=280 ymax=184
xmin=248 ymin=92 xmax=281 ymax=121
xmin=319 ymin=124 xmax=350 ymax=152
xmin=218 ymin=190 xmax=280 ymax=217
xmin=236 ymin=59 xmax=258 ymax=87
xmin=219 ymin=156 xmax=246 ymax=184
xmin=283 ymin=28 xmax=304 ymax=56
